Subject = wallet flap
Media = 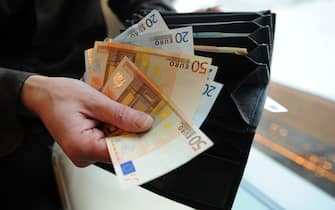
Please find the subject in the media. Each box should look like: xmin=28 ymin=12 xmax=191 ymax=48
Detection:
xmin=231 ymin=66 xmax=269 ymax=128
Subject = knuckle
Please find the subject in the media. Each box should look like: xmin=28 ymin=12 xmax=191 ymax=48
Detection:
xmin=113 ymin=105 xmax=133 ymax=125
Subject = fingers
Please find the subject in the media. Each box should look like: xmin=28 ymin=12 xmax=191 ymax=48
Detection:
xmin=44 ymin=79 xmax=153 ymax=167
xmin=86 ymin=92 xmax=153 ymax=133
xmin=66 ymin=127 xmax=111 ymax=167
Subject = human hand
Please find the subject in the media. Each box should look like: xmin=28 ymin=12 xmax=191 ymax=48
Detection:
xmin=21 ymin=75 xmax=153 ymax=167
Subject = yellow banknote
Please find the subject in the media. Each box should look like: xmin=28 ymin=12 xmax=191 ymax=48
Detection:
xmin=104 ymin=57 xmax=213 ymax=188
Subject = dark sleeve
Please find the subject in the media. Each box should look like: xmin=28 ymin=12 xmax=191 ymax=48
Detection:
xmin=108 ymin=0 xmax=174 ymax=24
xmin=0 ymin=68 xmax=35 ymax=157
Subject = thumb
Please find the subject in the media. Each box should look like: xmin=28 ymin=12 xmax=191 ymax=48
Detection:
xmin=86 ymin=92 xmax=153 ymax=132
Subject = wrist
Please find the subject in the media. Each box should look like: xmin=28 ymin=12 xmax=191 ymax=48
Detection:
xmin=21 ymin=75 xmax=51 ymax=117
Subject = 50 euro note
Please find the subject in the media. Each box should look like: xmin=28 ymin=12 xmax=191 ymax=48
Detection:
xmin=114 ymin=10 xmax=169 ymax=42
xmin=83 ymin=48 xmax=92 ymax=82
xmin=103 ymin=57 xmax=213 ymax=188
xmin=84 ymin=47 xmax=110 ymax=90
xmin=95 ymin=41 xmax=211 ymax=119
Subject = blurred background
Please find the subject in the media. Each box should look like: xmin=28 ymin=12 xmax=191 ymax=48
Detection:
xmin=173 ymin=0 xmax=335 ymax=209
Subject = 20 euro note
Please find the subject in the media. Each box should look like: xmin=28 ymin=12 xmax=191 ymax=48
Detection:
xmin=95 ymin=41 xmax=211 ymax=119
xmin=192 ymin=65 xmax=223 ymax=127
xmin=126 ymin=26 xmax=194 ymax=55
xmin=193 ymin=80 xmax=223 ymax=127
xmin=114 ymin=10 xmax=169 ymax=42
xmin=103 ymin=57 xmax=214 ymax=188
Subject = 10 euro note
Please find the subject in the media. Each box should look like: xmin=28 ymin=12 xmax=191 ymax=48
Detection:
xmin=103 ymin=57 xmax=213 ymax=188
xmin=95 ymin=41 xmax=211 ymax=119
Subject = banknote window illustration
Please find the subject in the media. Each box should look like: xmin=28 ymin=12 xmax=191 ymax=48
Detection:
xmin=112 ymin=72 xmax=126 ymax=88
xmin=117 ymin=77 xmax=161 ymax=114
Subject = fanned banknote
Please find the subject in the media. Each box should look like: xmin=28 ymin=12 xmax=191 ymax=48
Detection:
xmin=114 ymin=10 xmax=169 ymax=42
xmin=84 ymin=46 xmax=110 ymax=90
xmin=193 ymin=80 xmax=223 ymax=127
xmin=192 ymin=65 xmax=223 ymax=127
xmin=125 ymin=26 xmax=194 ymax=55
xmin=104 ymin=57 xmax=213 ymax=188
xmin=95 ymin=41 xmax=211 ymax=119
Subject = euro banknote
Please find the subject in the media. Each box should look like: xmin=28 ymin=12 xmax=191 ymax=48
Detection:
xmin=125 ymin=26 xmax=194 ymax=55
xmin=193 ymin=80 xmax=223 ymax=127
xmin=95 ymin=41 xmax=211 ymax=119
xmin=84 ymin=48 xmax=108 ymax=90
xmin=114 ymin=10 xmax=169 ymax=42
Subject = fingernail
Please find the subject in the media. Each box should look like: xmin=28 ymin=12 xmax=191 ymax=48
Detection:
xmin=135 ymin=113 xmax=153 ymax=130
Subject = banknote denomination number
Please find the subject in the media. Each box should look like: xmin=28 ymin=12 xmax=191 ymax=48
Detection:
xmin=191 ymin=61 xmax=208 ymax=74
xmin=179 ymin=122 xmax=207 ymax=151
xmin=146 ymin=14 xmax=158 ymax=27
xmin=188 ymin=136 xmax=207 ymax=151
xmin=203 ymin=84 xmax=217 ymax=97
xmin=175 ymin=32 xmax=189 ymax=43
